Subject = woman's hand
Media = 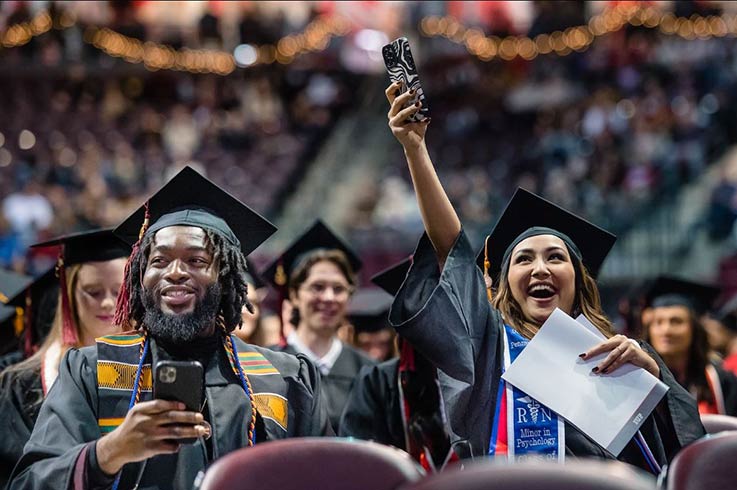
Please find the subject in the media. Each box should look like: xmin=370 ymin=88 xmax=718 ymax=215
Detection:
xmin=385 ymin=82 xmax=430 ymax=153
xmin=580 ymin=335 xmax=660 ymax=378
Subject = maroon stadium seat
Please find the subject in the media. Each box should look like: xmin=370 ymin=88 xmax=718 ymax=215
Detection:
xmin=700 ymin=413 xmax=737 ymax=434
xmin=400 ymin=459 xmax=655 ymax=490
xmin=198 ymin=438 xmax=424 ymax=490
xmin=665 ymin=432 xmax=737 ymax=490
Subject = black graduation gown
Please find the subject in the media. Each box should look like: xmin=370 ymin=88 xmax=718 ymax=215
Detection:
xmin=338 ymin=358 xmax=405 ymax=450
xmin=277 ymin=342 xmax=375 ymax=432
xmin=389 ymin=231 xmax=705 ymax=468
xmin=0 ymin=363 xmax=43 ymax=486
xmin=712 ymin=362 xmax=737 ymax=416
xmin=8 ymin=337 xmax=331 ymax=490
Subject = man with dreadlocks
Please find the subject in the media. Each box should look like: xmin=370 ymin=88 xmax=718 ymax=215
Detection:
xmin=9 ymin=167 xmax=331 ymax=490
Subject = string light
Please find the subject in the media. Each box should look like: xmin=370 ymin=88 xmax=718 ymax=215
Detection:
xmin=1 ymin=11 xmax=52 ymax=48
xmin=1 ymin=11 xmax=350 ymax=75
xmin=420 ymin=5 xmax=737 ymax=62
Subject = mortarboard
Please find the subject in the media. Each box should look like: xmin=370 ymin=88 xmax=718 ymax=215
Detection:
xmin=31 ymin=228 xmax=131 ymax=265
xmin=30 ymin=229 xmax=132 ymax=346
xmin=717 ymin=293 xmax=737 ymax=332
xmin=3 ymin=266 xmax=58 ymax=355
xmin=644 ymin=276 xmax=720 ymax=315
xmin=114 ymin=165 xmax=276 ymax=258
xmin=262 ymin=220 xmax=362 ymax=292
xmin=244 ymin=259 xmax=266 ymax=290
xmin=0 ymin=269 xmax=33 ymax=324
xmin=476 ymin=188 xmax=616 ymax=283
xmin=348 ymin=288 xmax=394 ymax=333
xmin=371 ymin=257 xmax=411 ymax=297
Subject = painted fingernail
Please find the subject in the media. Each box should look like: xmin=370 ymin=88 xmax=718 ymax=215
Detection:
xmin=409 ymin=89 xmax=416 ymax=94
xmin=591 ymin=367 xmax=599 ymax=373
xmin=422 ymin=117 xmax=431 ymax=124
xmin=578 ymin=353 xmax=586 ymax=358
xmin=415 ymin=101 xmax=421 ymax=107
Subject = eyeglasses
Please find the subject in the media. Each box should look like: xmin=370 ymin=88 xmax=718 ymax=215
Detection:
xmin=300 ymin=282 xmax=353 ymax=299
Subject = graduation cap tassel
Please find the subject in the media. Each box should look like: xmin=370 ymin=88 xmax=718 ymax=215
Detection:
xmin=114 ymin=202 xmax=151 ymax=328
xmin=57 ymin=254 xmax=79 ymax=346
xmin=483 ymin=236 xmax=493 ymax=303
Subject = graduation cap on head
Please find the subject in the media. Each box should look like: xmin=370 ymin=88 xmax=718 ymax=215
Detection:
xmin=645 ymin=276 xmax=720 ymax=316
xmin=371 ymin=257 xmax=411 ymax=297
xmin=0 ymin=268 xmax=33 ymax=325
xmin=113 ymin=165 xmax=277 ymax=327
xmin=475 ymin=188 xmax=616 ymax=284
xmin=114 ymin=166 xmax=277 ymax=258
xmin=31 ymin=228 xmax=131 ymax=266
xmin=244 ymin=259 xmax=266 ymax=290
xmin=717 ymin=293 xmax=737 ymax=332
xmin=3 ymin=266 xmax=58 ymax=356
xmin=262 ymin=220 xmax=362 ymax=293
xmin=30 ymin=229 xmax=132 ymax=346
xmin=348 ymin=288 xmax=394 ymax=333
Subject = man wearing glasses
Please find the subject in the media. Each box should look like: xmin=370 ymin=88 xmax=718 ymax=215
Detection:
xmin=263 ymin=220 xmax=375 ymax=432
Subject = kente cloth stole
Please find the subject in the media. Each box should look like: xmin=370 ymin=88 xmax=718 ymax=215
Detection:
xmin=488 ymin=325 xmax=565 ymax=462
xmin=96 ymin=333 xmax=152 ymax=434
xmin=96 ymin=334 xmax=287 ymax=434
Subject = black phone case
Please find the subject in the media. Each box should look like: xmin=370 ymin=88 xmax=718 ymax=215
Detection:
xmin=153 ymin=360 xmax=204 ymax=444
xmin=382 ymin=37 xmax=430 ymax=122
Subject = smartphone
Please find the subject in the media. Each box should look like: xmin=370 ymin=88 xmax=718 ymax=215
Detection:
xmin=153 ymin=360 xmax=204 ymax=444
xmin=382 ymin=37 xmax=430 ymax=122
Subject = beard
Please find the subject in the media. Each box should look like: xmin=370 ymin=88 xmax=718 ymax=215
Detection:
xmin=142 ymin=283 xmax=222 ymax=344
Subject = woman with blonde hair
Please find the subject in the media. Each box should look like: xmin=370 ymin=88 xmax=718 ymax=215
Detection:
xmin=0 ymin=229 xmax=129 ymax=478
xmin=385 ymin=82 xmax=703 ymax=471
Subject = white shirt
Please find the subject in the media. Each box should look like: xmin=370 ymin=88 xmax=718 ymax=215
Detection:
xmin=287 ymin=331 xmax=343 ymax=376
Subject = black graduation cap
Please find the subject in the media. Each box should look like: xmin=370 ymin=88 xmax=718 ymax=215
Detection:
xmin=348 ymin=288 xmax=394 ymax=333
xmin=717 ymin=293 xmax=737 ymax=332
xmin=371 ymin=257 xmax=411 ymax=297
xmin=244 ymin=259 xmax=266 ymax=290
xmin=475 ymin=188 xmax=616 ymax=282
xmin=2 ymin=266 xmax=58 ymax=353
xmin=0 ymin=269 xmax=33 ymax=306
xmin=262 ymin=220 xmax=362 ymax=291
xmin=31 ymin=228 xmax=131 ymax=265
xmin=114 ymin=166 xmax=277 ymax=257
xmin=644 ymin=276 xmax=720 ymax=315
xmin=0 ymin=269 xmax=33 ymax=324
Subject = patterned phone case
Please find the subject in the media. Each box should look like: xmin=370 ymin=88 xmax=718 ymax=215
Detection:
xmin=382 ymin=37 xmax=430 ymax=122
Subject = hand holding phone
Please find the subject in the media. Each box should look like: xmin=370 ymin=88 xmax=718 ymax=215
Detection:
xmin=153 ymin=360 xmax=204 ymax=444
xmin=382 ymin=37 xmax=430 ymax=122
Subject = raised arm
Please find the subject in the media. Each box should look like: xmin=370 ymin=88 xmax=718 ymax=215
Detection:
xmin=386 ymin=82 xmax=461 ymax=266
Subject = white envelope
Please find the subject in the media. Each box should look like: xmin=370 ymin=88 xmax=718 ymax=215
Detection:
xmin=501 ymin=308 xmax=668 ymax=456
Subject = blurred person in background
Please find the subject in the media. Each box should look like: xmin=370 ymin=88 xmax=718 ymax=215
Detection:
xmin=642 ymin=277 xmax=737 ymax=416
xmin=0 ymin=229 xmax=129 ymax=483
xmin=264 ymin=220 xmax=375 ymax=432
xmin=232 ymin=261 xmax=280 ymax=347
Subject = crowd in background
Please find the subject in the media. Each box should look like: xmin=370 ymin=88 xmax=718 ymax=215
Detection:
xmin=4 ymin=1 xmax=737 ymax=286
xmin=357 ymin=20 xmax=737 ymax=251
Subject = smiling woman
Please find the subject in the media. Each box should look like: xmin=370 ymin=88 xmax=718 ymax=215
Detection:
xmin=384 ymin=81 xmax=705 ymax=472
xmin=0 ymin=228 xmax=130 ymax=473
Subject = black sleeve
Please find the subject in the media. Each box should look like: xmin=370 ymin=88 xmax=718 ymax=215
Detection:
xmin=389 ymin=231 xmax=495 ymax=383
xmin=292 ymin=354 xmax=334 ymax=436
xmin=8 ymin=348 xmax=103 ymax=490
xmin=338 ymin=362 xmax=404 ymax=449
